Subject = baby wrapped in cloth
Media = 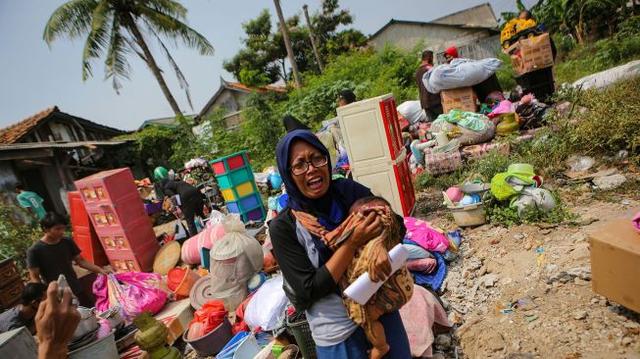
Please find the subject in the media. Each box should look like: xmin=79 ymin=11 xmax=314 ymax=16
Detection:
xmin=293 ymin=196 xmax=414 ymax=358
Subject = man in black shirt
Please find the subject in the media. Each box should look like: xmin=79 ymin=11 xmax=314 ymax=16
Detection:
xmin=161 ymin=177 xmax=206 ymax=238
xmin=0 ymin=283 xmax=46 ymax=334
xmin=27 ymin=213 xmax=108 ymax=308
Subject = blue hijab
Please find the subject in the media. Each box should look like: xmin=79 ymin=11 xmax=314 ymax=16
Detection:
xmin=275 ymin=129 xmax=371 ymax=231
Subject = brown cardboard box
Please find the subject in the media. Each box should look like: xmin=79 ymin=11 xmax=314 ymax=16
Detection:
xmin=505 ymin=32 xmax=554 ymax=75
xmin=441 ymin=87 xmax=477 ymax=114
xmin=589 ymin=217 xmax=640 ymax=313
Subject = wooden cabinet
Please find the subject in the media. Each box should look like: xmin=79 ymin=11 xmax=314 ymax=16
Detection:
xmin=0 ymin=258 xmax=24 ymax=310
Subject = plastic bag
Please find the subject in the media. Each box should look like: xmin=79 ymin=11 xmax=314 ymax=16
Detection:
xmin=244 ymin=276 xmax=288 ymax=331
xmin=431 ymin=112 xmax=496 ymax=146
xmin=423 ymin=58 xmax=503 ymax=93
xmin=210 ymin=215 xmax=263 ymax=283
xmin=397 ymin=101 xmax=426 ymax=124
xmin=511 ymin=187 xmax=556 ymax=216
xmin=93 ymin=273 xmax=167 ymax=321
xmin=188 ymin=300 xmax=227 ymax=340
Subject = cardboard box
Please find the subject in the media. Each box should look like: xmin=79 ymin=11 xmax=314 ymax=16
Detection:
xmin=440 ymin=87 xmax=477 ymax=114
xmin=589 ymin=217 xmax=640 ymax=313
xmin=505 ymin=32 xmax=554 ymax=75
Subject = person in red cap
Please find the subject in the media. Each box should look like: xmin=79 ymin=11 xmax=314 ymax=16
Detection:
xmin=444 ymin=46 xmax=459 ymax=63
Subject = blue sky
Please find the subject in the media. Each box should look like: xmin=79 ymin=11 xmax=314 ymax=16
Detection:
xmin=0 ymin=0 xmax=532 ymax=131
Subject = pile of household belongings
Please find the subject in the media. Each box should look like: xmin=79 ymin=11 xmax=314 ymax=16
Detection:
xmin=403 ymin=55 xmax=553 ymax=177
xmin=181 ymin=211 xmax=460 ymax=358
xmin=490 ymin=163 xmax=556 ymax=217
xmin=316 ymin=117 xmax=350 ymax=177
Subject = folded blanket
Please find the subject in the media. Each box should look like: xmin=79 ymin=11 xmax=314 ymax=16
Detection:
xmin=411 ymin=252 xmax=447 ymax=292
xmin=400 ymin=285 xmax=451 ymax=358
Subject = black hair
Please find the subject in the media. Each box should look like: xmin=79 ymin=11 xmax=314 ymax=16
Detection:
xmin=421 ymin=50 xmax=434 ymax=61
xmin=40 ymin=212 xmax=68 ymax=230
xmin=349 ymin=195 xmax=391 ymax=212
xmin=519 ymin=10 xmax=532 ymax=20
xmin=21 ymin=282 xmax=47 ymax=305
xmin=282 ymin=115 xmax=310 ymax=132
xmin=15 ymin=183 xmax=24 ymax=191
xmin=338 ymin=89 xmax=356 ymax=104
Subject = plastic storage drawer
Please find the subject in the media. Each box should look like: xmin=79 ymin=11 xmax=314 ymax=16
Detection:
xmin=75 ymin=168 xmax=139 ymax=206
xmin=210 ymin=151 xmax=251 ymax=175
xmin=215 ymin=167 xmax=254 ymax=190
xmin=84 ymin=193 xmax=147 ymax=230
xmin=226 ymin=193 xmax=261 ymax=214
xmin=96 ymin=217 xmax=158 ymax=253
xmin=68 ymin=191 xmax=108 ymax=266
xmin=106 ymin=241 xmax=158 ymax=273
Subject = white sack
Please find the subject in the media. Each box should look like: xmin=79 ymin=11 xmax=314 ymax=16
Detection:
xmin=423 ymin=58 xmax=503 ymax=93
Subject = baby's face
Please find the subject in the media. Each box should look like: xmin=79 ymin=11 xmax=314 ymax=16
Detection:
xmin=350 ymin=200 xmax=389 ymax=215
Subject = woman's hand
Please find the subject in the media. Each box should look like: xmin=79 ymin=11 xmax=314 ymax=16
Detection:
xmin=36 ymin=282 xmax=80 ymax=359
xmin=368 ymin=244 xmax=392 ymax=282
xmin=346 ymin=212 xmax=383 ymax=248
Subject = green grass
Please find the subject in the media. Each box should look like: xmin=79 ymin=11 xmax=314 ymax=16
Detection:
xmin=554 ymin=36 xmax=640 ymax=84
xmin=416 ymin=74 xmax=640 ymax=226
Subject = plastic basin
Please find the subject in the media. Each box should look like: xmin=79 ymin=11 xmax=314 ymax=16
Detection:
xmin=448 ymin=202 xmax=487 ymax=227
xmin=183 ymin=317 xmax=232 ymax=357
xmin=167 ymin=267 xmax=200 ymax=298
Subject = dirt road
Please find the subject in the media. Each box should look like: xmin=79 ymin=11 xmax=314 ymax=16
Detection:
xmin=419 ymin=188 xmax=640 ymax=358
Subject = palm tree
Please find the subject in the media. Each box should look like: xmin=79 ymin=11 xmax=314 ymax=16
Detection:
xmin=44 ymin=0 xmax=214 ymax=115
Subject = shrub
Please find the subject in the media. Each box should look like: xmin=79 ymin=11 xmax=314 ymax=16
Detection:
xmin=555 ymin=36 xmax=640 ymax=84
xmin=496 ymin=52 xmax=517 ymax=91
xmin=566 ymin=76 xmax=640 ymax=158
xmin=0 ymin=204 xmax=41 ymax=274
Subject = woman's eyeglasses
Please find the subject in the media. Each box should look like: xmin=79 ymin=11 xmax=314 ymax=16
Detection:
xmin=290 ymin=155 xmax=328 ymax=176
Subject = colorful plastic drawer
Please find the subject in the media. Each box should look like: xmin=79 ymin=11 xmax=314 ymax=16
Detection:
xmin=236 ymin=181 xmax=255 ymax=197
xmin=220 ymin=181 xmax=256 ymax=202
xmin=216 ymin=167 xmax=254 ymax=190
xmin=75 ymin=168 xmax=138 ymax=206
xmin=221 ymin=188 xmax=236 ymax=202
xmin=241 ymin=207 xmax=266 ymax=222
xmin=226 ymin=193 xmax=261 ymax=214
xmin=210 ymin=151 xmax=250 ymax=175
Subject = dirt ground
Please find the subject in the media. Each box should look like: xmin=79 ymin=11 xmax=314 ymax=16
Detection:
xmin=417 ymin=184 xmax=640 ymax=358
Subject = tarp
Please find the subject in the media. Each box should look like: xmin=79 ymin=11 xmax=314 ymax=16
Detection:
xmin=572 ymin=60 xmax=640 ymax=90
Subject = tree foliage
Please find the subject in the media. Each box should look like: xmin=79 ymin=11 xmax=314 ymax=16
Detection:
xmin=0 ymin=204 xmax=41 ymax=273
xmin=44 ymin=0 xmax=214 ymax=113
xmin=223 ymin=0 xmax=366 ymax=86
xmin=502 ymin=0 xmax=640 ymax=44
